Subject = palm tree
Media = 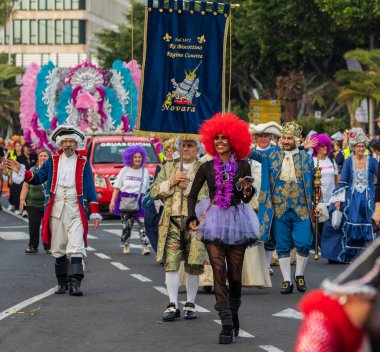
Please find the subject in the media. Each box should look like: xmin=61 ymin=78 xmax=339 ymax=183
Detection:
xmin=335 ymin=49 xmax=380 ymax=128
xmin=0 ymin=64 xmax=23 ymax=136
xmin=0 ymin=0 xmax=12 ymax=27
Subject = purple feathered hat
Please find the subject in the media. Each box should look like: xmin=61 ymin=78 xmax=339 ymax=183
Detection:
xmin=122 ymin=145 xmax=147 ymax=167
xmin=312 ymin=133 xmax=332 ymax=157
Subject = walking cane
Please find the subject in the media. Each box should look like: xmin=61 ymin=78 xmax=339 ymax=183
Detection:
xmin=313 ymin=160 xmax=322 ymax=260
xmin=179 ymin=139 xmax=186 ymax=250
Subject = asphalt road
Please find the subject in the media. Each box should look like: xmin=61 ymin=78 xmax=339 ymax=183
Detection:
xmin=0 ymin=198 xmax=349 ymax=352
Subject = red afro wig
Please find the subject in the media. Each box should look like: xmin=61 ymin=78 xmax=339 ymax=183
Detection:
xmin=199 ymin=112 xmax=252 ymax=160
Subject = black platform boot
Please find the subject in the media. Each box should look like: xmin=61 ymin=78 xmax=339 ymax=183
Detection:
xmin=215 ymin=301 xmax=234 ymax=344
xmin=68 ymin=263 xmax=84 ymax=296
xmin=229 ymin=297 xmax=241 ymax=337
xmin=54 ymin=259 xmax=69 ymax=294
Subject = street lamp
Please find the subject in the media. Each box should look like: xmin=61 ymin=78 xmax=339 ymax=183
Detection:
xmin=7 ymin=0 xmax=22 ymax=65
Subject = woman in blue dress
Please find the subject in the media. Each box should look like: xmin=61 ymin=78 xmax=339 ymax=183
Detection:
xmin=321 ymin=128 xmax=378 ymax=263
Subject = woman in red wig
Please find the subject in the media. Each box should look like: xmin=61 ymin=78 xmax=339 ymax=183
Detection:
xmin=188 ymin=112 xmax=259 ymax=344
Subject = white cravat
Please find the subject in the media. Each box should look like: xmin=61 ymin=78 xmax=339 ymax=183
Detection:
xmin=57 ymin=153 xmax=77 ymax=188
xmin=279 ymin=149 xmax=298 ymax=183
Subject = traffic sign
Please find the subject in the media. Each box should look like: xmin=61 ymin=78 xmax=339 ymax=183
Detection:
xmin=249 ymin=99 xmax=281 ymax=106
xmin=250 ymin=105 xmax=281 ymax=113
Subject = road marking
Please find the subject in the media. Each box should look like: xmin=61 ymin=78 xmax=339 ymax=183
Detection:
xmin=0 ymin=225 xmax=28 ymax=229
xmin=105 ymin=229 xmax=139 ymax=239
xmin=0 ymin=232 xmax=29 ymax=240
xmin=87 ymin=234 xmax=97 ymax=239
xmin=86 ymin=246 xmax=96 ymax=251
xmin=154 ymin=286 xmax=168 ymax=296
xmin=214 ymin=320 xmax=254 ymax=338
xmin=0 ymin=288 xmax=55 ymax=321
xmin=94 ymin=253 xmax=111 ymax=260
xmin=179 ymin=301 xmax=210 ymax=313
xmin=110 ymin=262 xmax=130 ymax=271
xmin=259 ymin=346 xmax=285 ymax=352
xmin=272 ymin=308 xmax=303 ymax=320
xmin=130 ymin=274 xmax=152 ymax=282
xmin=1 ymin=208 xmax=29 ymax=223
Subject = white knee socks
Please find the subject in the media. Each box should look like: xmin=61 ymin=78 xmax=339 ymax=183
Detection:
xmin=279 ymin=257 xmax=291 ymax=282
xmin=186 ymin=274 xmax=199 ymax=304
xmin=295 ymin=254 xmax=308 ymax=276
xmin=165 ymin=271 xmax=180 ymax=308
xmin=265 ymin=250 xmax=274 ymax=269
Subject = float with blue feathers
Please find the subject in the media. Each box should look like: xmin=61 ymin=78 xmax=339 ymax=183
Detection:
xmin=19 ymin=59 xmax=142 ymax=151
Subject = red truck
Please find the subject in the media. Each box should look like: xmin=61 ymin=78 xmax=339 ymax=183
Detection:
xmin=85 ymin=134 xmax=161 ymax=213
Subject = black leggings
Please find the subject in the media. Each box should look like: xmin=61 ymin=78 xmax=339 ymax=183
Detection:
xmin=27 ymin=206 xmax=44 ymax=249
xmin=205 ymin=243 xmax=246 ymax=303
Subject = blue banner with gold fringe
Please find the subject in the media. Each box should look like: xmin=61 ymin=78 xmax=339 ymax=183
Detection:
xmin=137 ymin=0 xmax=230 ymax=138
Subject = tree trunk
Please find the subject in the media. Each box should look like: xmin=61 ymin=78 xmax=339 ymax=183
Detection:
xmin=346 ymin=102 xmax=367 ymax=133
xmin=283 ymin=100 xmax=298 ymax=121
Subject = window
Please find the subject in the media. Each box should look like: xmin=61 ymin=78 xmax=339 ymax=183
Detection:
xmin=62 ymin=0 xmax=85 ymax=10
xmin=13 ymin=20 xmax=28 ymax=44
xmin=38 ymin=20 xmax=53 ymax=44
xmin=63 ymin=20 xmax=85 ymax=44
xmin=13 ymin=0 xmax=29 ymax=10
xmin=38 ymin=0 xmax=46 ymax=9
xmin=30 ymin=20 xmax=37 ymax=44
xmin=47 ymin=0 xmax=54 ymax=9
xmin=30 ymin=0 xmax=38 ymax=10
xmin=55 ymin=20 xmax=62 ymax=44
xmin=55 ymin=0 xmax=63 ymax=10
xmin=64 ymin=0 xmax=71 ymax=9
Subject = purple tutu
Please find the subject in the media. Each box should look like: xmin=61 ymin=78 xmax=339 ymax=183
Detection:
xmin=113 ymin=192 xmax=144 ymax=218
xmin=195 ymin=198 xmax=259 ymax=246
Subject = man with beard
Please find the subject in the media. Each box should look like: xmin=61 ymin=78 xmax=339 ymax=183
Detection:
xmin=250 ymin=122 xmax=317 ymax=294
xmin=150 ymin=138 xmax=208 ymax=321
xmin=250 ymin=122 xmax=282 ymax=274
xmin=7 ymin=125 xmax=101 ymax=296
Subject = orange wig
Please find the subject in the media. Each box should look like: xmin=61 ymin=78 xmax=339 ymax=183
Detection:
xmin=199 ymin=112 xmax=252 ymax=160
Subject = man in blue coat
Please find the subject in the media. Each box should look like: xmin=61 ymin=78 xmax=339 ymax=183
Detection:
xmin=250 ymin=122 xmax=316 ymax=294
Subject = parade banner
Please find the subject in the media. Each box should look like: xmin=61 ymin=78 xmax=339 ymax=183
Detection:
xmin=137 ymin=0 xmax=231 ymax=138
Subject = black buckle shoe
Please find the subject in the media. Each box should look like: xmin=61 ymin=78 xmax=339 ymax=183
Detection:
xmin=55 ymin=283 xmax=68 ymax=294
xmin=219 ymin=325 xmax=234 ymax=344
xmin=280 ymin=281 xmax=294 ymax=294
xmin=294 ymin=275 xmax=306 ymax=292
xmin=162 ymin=303 xmax=180 ymax=321
xmin=184 ymin=302 xmax=197 ymax=320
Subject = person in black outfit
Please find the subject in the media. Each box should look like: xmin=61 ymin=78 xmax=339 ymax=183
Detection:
xmin=188 ymin=113 xmax=260 ymax=344
xmin=0 ymin=140 xmax=5 ymax=211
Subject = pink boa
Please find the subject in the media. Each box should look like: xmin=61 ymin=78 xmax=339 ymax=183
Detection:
xmin=124 ymin=60 xmax=141 ymax=92
xmin=20 ymin=63 xmax=40 ymax=143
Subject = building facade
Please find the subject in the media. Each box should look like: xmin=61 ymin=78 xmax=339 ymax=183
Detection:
xmin=0 ymin=0 xmax=130 ymax=67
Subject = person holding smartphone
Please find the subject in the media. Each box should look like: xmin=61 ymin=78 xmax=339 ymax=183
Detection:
xmin=188 ymin=113 xmax=259 ymax=344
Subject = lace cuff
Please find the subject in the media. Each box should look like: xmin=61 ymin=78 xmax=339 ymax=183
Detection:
xmin=329 ymin=188 xmax=345 ymax=203
xmin=90 ymin=213 xmax=103 ymax=221
xmin=12 ymin=164 xmax=26 ymax=184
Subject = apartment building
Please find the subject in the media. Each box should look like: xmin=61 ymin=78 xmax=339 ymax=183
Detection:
xmin=0 ymin=0 xmax=130 ymax=67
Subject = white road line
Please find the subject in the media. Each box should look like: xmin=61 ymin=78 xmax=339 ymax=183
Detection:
xmin=110 ymin=262 xmax=130 ymax=271
xmin=87 ymin=234 xmax=97 ymax=239
xmin=1 ymin=208 xmax=29 ymax=223
xmin=179 ymin=301 xmax=210 ymax=313
xmin=259 ymin=346 xmax=285 ymax=352
xmin=153 ymin=286 xmax=168 ymax=296
xmin=0 ymin=232 xmax=29 ymax=240
xmin=86 ymin=246 xmax=96 ymax=251
xmin=214 ymin=320 xmax=254 ymax=338
xmin=130 ymin=274 xmax=152 ymax=282
xmin=0 ymin=225 xmax=28 ymax=229
xmin=94 ymin=253 xmax=111 ymax=260
xmin=272 ymin=308 xmax=303 ymax=320
xmin=0 ymin=288 xmax=55 ymax=321
xmin=105 ymin=229 xmax=139 ymax=239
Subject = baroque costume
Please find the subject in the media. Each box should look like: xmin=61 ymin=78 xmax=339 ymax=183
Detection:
xmin=150 ymin=154 xmax=209 ymax=321
xmin=250 ymin=122 xmax=314 ymax=294
xmin=12 ymin=125 xmax=101 ymax=296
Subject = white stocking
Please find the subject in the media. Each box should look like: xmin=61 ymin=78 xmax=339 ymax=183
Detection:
xmin=295 ymin=254 xmax=308 ymax=277
xmin=279 ymin=257 xmax=291 ymax=282
xmin=186 ymin=274 xmax=199 ymax=304
xmin=165 ymin=271 xmax=180 ymax=308
xmin=265 ymin=250 xmax=274 ymax=269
